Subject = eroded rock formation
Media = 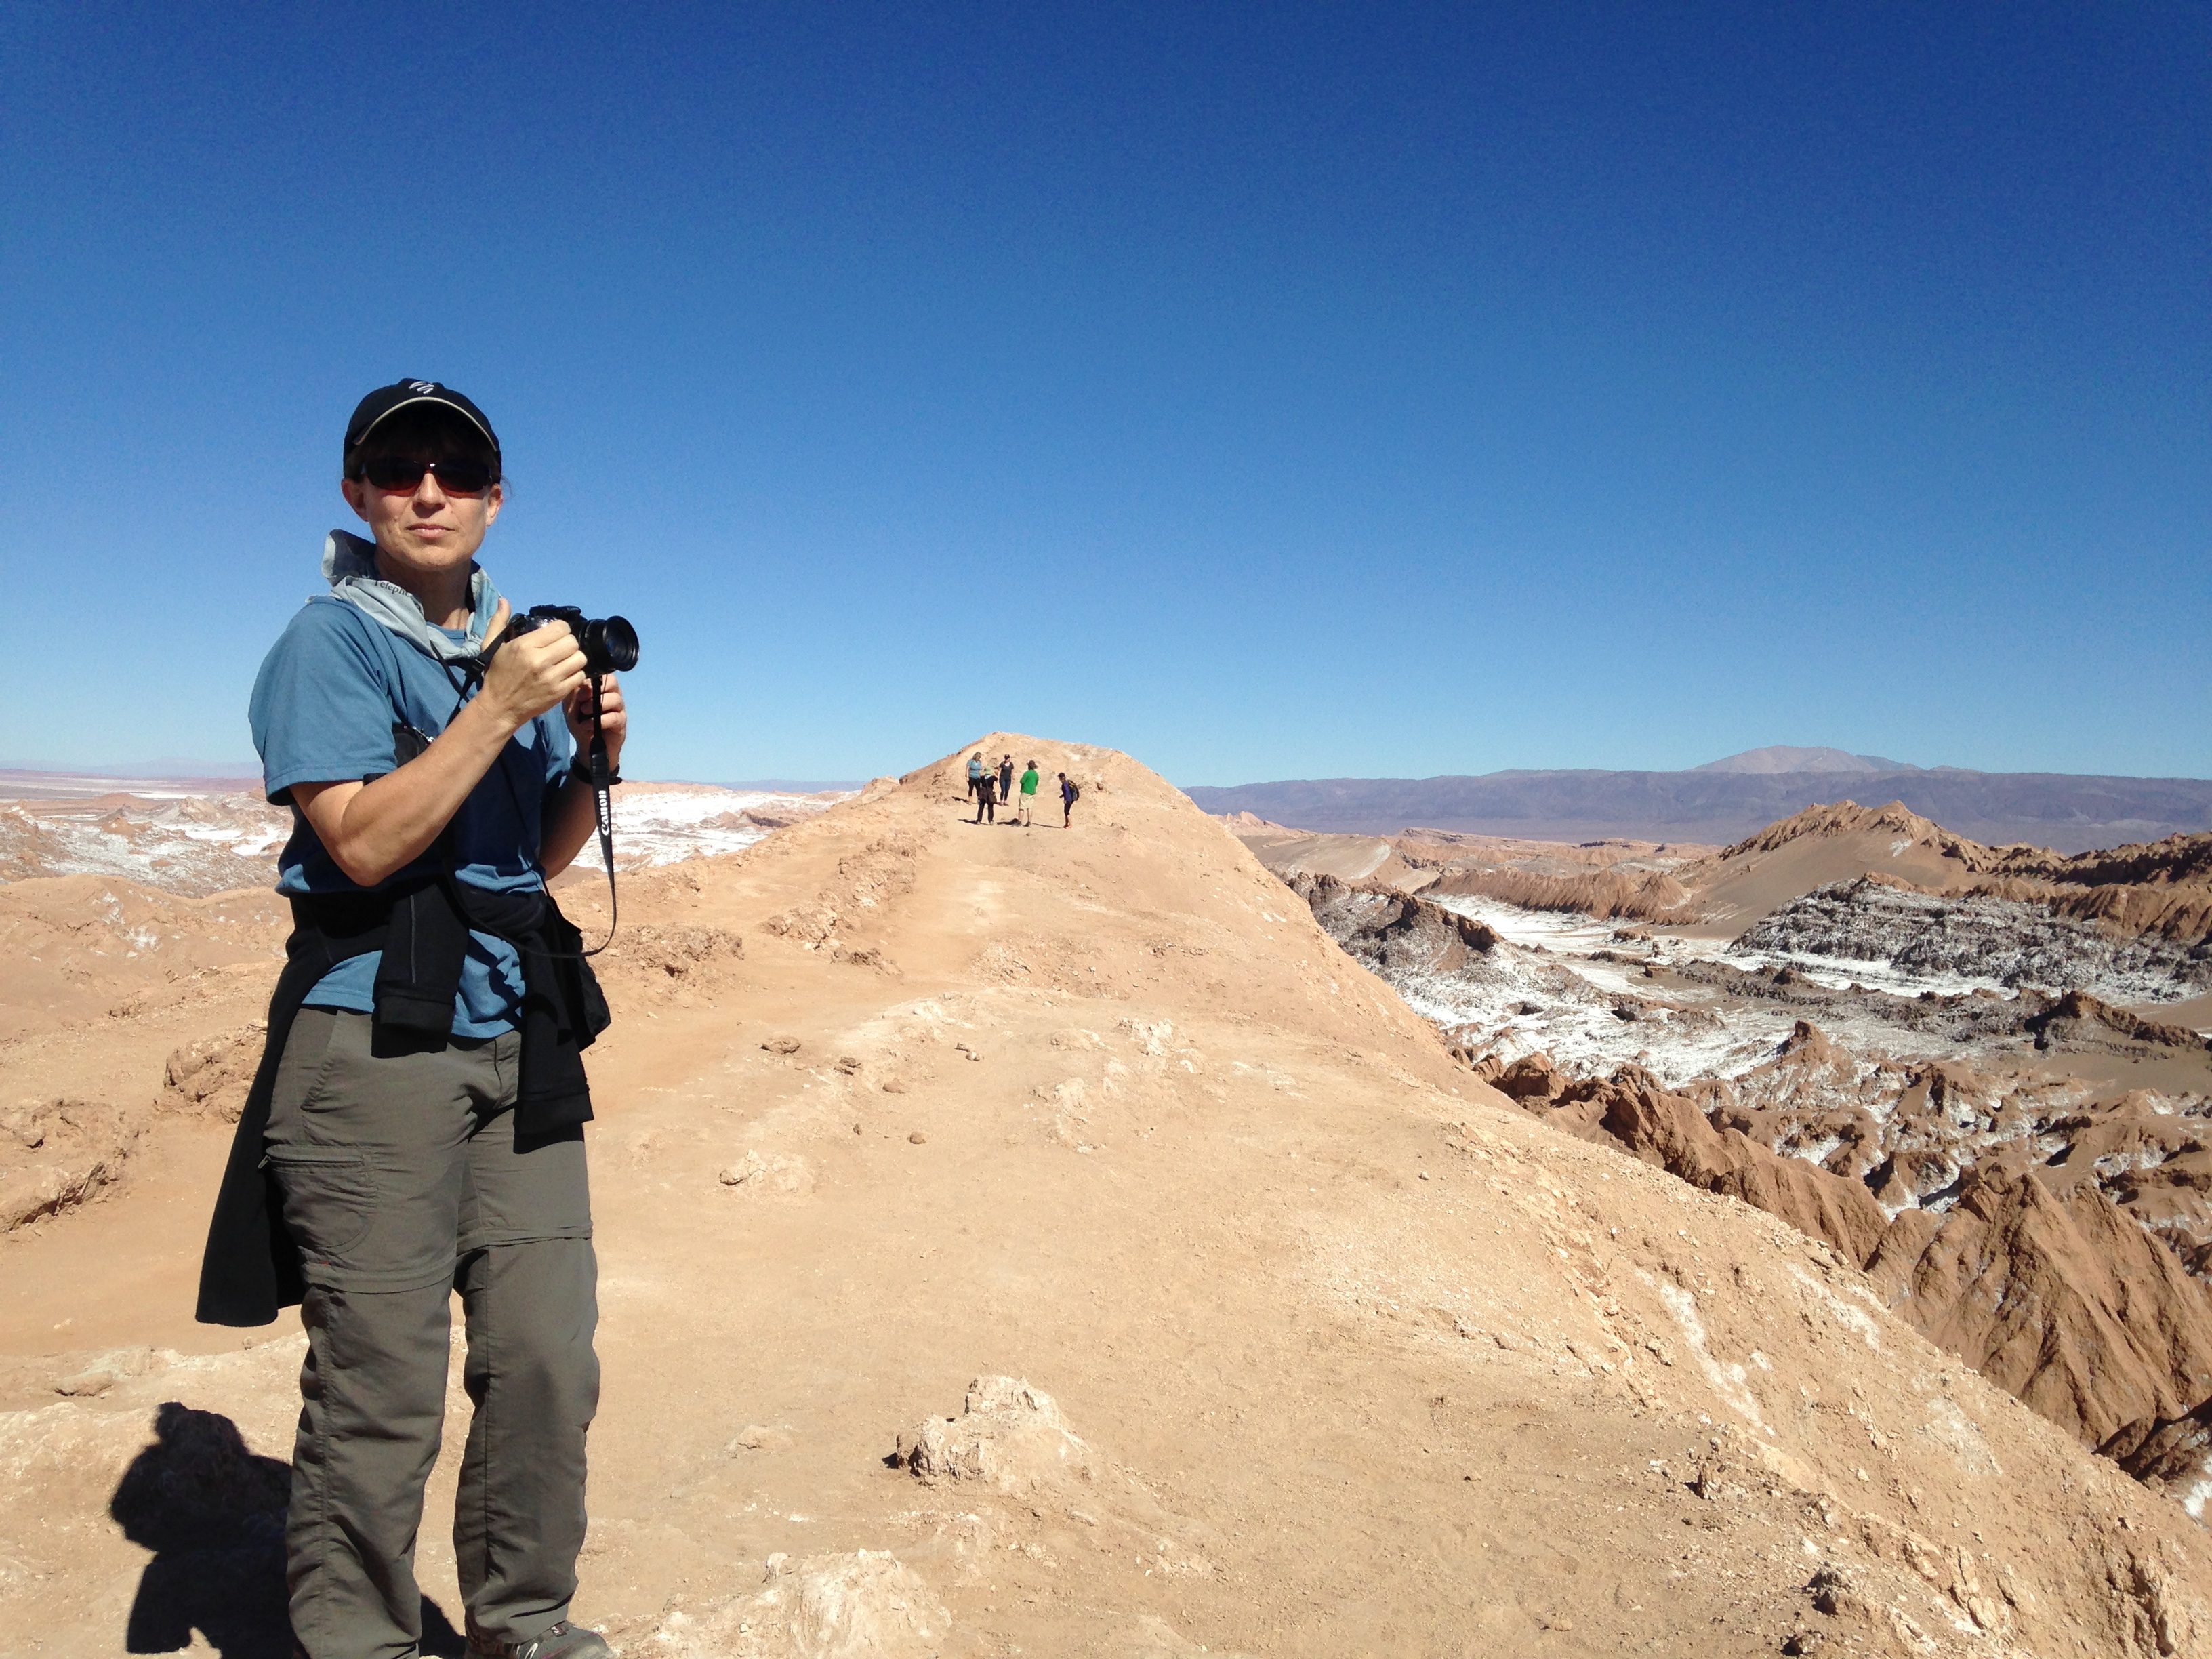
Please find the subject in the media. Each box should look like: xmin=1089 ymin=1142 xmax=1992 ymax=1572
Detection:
xmin=1281 ymin=871 xmax=1500 ymax=979
xmin=1279 ymin=810 xmax=2212 ymax=1507
xmin=1422 ymin=863 xmax=1696 ymax=922
xmin=1738 ymin=874 xmax=2212 ymax=1000
xmin=1866 ymin=1170 xmax=2212 ymax=1446
xmin=1503 ymin=1048 xmax=2212 ymax=1456
xmin=1 ymin=1097 xmax=139 ymax=1233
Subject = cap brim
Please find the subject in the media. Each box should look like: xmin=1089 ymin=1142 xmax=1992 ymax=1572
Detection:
xmin=349 ymin=394 xmax=499 ymax=456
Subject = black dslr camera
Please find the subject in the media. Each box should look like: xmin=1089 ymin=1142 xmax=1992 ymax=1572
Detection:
xmin=502 ymin=605 xmax=640 ymax=678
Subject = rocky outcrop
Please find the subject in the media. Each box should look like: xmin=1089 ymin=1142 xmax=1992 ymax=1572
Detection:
xmin=600 ymin=922 xmax=747 ymax=986
xmin=159 ymin=1025 xmax=264 ymax=1122
xmin=2036 ymin=1091 xmax=2212 ymax=1278
xmin=1866 ymin=1170 xmax=2212 ymax=1448
xmin=1283 ymin=872 xmax=1500 ymax=979
xmin=1422 ymin=864 xmax=1696 ymax=922
xmin=894 ymin=1376 xmax=1099 ymax=1492
xmin=647 ymin=1551 xmax=951 ymax=1659
xmin=1684 ymin=1012 xmax=2212 ymax=1296
xmin=2104 ymin=1399 xmax=2212 ymax=1515
xmin=1479 ymin=1050 xmax=1572 ymax=1103
xmin=888 ymin=1371 xmax=1221 ymax=1615
xmin=1666 ymin=957 xmax=2212 ymax=1067
xmin=1497 ymin=1052 xmax=2212 ymax=1456
xmin=0 ymin=1097 xmax=138 ymax=1232
xmin=1965 ymin=832 xmax=2212 ymax=955
xmin=1989 ymin=834 xmax=2212 ymax=892
xmin=1716 ymin=800 xmax=1988 ymax=865
xmin=1735 ymin=875 xmax=2212 ymax=1000
xmin=1528 ymin=1064 xmax=1892 ymax=1264
xmin=0 ymin=796 xmax=287 ymax=895
xmin=2024 ymin=989 xmax=2212 ymax=1053
xmin=1708 ymin=806 xmax=2212 ymax=996
xmin=1282 ymin=797 xmax=2212 ymax=1501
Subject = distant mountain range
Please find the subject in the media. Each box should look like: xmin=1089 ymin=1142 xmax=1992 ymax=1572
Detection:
xmin=1185 ymin=747 xmax=2212 ymax=853
xmin=1689 ymin=745 xmax=1906 ymax=775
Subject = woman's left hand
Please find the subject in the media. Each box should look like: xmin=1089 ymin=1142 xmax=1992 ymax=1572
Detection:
xmin=563 ymin=672 xmax=626 ymax=772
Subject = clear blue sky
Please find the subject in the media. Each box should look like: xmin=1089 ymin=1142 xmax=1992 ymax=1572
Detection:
xmin=3 ymin=3 xmax=2205 ymax=785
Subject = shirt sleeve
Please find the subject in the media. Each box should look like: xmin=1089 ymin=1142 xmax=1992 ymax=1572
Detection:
xmin=250 ymin=600 xmax=402 ymax=806
xmin=539 ymin=708 xmax=576 ymax=791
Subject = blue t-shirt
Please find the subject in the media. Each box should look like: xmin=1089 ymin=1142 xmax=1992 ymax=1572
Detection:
xmin=250 ymin=594 xmax=573 ymax=1037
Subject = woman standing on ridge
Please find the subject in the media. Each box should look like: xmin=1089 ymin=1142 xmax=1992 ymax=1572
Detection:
xmin=199 ymin=380 xmax=621 ymax=1659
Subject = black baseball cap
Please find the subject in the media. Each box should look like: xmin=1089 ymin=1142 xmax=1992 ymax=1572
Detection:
xmin=343 ymin=380 xmax=501 ymax=474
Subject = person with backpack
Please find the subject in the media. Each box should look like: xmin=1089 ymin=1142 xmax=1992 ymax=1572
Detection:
xmin=1059 ymin=771 xmax=1080 ymax=828
xmin=973 ymin=766 xmax=998 ymax=824
xmin=1017 ymin=760 xmax=1040 ymax=826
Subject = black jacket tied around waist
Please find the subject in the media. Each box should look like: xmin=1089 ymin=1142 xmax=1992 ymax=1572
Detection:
xmin=194 ymin=879 xmax=610 ymax=1327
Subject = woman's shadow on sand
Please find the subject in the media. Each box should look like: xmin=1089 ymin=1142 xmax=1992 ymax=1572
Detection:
xmin=110 ymin=1401 xmax=464 ymax=1657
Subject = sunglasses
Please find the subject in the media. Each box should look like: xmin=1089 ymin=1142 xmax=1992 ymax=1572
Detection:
xmin=356 ymin=455 xmax=499 ymax=495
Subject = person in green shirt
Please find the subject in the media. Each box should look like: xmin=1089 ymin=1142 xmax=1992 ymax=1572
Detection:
xmin=1017 ymin=760 xmax=1040 ymax=826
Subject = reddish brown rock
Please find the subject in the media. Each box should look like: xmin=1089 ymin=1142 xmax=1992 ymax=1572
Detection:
xmin=1421 ymin=863 xmax=1696 ymax=922
xmin=1866 ymin=1170 xmax=2212 ymax=1447
xmin=1556 ymin=1065 xmax=1891 ymax=1265
xmin=1501 ymin=1057 xmax=2212 ymax=1461
xmin=2023 ymin=989 xmax=2211 ymax=1055
xmin=1490 ymin=1050 xmax=1570 ymax=1103
xmin=1283 ymin=871 xmax=1501 ymax=978
xmin=2102 ymin=1397 xmax=2212 ymax=1511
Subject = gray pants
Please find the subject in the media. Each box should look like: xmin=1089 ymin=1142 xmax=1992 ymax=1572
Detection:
xmin=266 ymin=1008 xmax=599 ymax=1659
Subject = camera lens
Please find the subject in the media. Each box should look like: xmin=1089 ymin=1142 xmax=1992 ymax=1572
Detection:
xmin=592 ymin=615 xmax=639 ymax=673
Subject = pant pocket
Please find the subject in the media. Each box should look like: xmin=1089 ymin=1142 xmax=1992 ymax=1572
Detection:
xmin=266 ymin=1009 xmax=343 ymax=1141
xmin=268 ymin=1147 xmax=377 ymax=1258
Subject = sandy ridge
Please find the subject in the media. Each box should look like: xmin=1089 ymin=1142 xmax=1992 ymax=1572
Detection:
xmin=0 ymin=737 xmax=2207 ymax=1654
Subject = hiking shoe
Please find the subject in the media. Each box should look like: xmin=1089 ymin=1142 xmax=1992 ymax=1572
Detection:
xmin=466 ymin=1622 xmax=611 ymax=1659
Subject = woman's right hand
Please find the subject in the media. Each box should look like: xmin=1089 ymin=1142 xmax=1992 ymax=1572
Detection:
xmin=481 ymin=600 xmax=590 ymax=731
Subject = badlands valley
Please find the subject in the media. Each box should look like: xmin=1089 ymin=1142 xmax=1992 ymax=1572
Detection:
xmin=1244 ymin=802 xmax=2212 ymax=1478
xmin=7 ymin=743 xmax=2212 ymax=1656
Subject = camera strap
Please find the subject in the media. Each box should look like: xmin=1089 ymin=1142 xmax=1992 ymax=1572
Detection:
xmin=581 ymin=675 xmax=618 ymax=955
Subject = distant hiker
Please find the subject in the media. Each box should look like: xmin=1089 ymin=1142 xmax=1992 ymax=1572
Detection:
xmin=966 ymin=752 xmax=985 ymax=803
xmin=1060 ymin=771 xmax=1081 ymax=829
xmin=196 ymin=382 xmax=618 ymax=1659
xmin=997 ymin=754 xmax=1016 ymax=814
xmin=974 ymin=769 xmax=998 ymax=824
xmin=1018 ymin=760 xmax=1040 ymax=826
